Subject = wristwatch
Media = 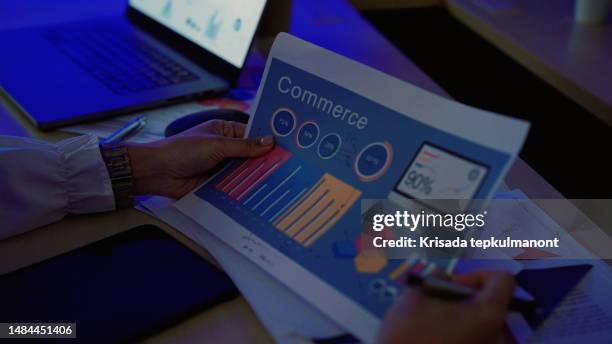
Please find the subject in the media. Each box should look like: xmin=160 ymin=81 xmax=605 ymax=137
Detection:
xmin=99 ymin=143 xmax=134 ymax=209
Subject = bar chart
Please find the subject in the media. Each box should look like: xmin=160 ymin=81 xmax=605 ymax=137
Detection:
xmin=213 ymin=146 xmax=361 ymax=247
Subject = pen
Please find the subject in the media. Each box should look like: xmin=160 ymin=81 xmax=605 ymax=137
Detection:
xmin=101 ymin=115 xmax=147 ymax=144
xmin=406 ymin=274 xmax=538 ymax=313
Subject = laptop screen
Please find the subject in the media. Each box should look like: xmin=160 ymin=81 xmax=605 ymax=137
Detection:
xmin=129 ymin=0 xmax=267 ymax=68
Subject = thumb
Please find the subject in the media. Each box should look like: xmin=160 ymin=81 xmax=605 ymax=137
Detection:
xmin=218 ymin=135 xmax=275 ymax=158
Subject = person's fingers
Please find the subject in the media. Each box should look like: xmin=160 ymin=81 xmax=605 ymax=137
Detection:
xmin=222 ymin=121 xmax=246 ymax=138
xmin=473 ymin=272 xmax=515 ymax=310
xmin=383 ymin=287 xmax=427 ymax=320
xmin=453 ymin=271 xmax=488 ymax=288
xmin=205 ymin=120 xmax=246 ymax=138
xmin=182 ymin=119 xmax=244 ymax=137
xmin=218 ymin=136 xmax=274 ymax=158
xmin=400 ymin=285 xmax=428 ymax=303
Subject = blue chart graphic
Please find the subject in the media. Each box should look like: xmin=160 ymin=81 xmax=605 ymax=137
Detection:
xmin=205 ymin=10 xmax=222 ymax=40
xmin=201 ymin=145 xmax=362 ymax=247
xmin=161 ymin=0 xmax=173 ymax=18
xmin=190 ymin=58 xmax=515 ymax=322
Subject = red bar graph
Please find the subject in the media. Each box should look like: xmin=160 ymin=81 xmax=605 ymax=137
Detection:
xmin=216 ymin=146 xmax=292 ymax=200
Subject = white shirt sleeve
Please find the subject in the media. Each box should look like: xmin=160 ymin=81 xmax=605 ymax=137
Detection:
xmin=0 ymin=134 xmax=116 ymax=239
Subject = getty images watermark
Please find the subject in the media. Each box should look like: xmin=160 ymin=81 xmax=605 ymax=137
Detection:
xmin=359 ymin=199 xmax=612 ymax=261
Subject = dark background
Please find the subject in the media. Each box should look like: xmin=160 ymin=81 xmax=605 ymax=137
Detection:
xmin=363 ymin=7 xmax=612 ymax=199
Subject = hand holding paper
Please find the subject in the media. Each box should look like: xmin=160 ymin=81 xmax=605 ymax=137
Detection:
xmin=176 ymin=33 xmax=529 ymax=342
xmin=127 ymin=120 xmax=274 ymax=198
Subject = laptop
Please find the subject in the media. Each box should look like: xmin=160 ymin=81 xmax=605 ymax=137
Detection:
xmin=0 ymin=0 xmax=268 ymax=130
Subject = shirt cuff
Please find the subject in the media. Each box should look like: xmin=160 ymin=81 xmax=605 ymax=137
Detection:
xmin=58 ymin=134 xmax=116 ymax=214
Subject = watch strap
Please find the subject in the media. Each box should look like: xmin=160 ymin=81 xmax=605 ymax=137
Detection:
xmin=99 ymin=143 xmax=134 ymax=209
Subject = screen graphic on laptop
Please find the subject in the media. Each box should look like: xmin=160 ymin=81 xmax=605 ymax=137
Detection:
xmin=130 ymin=0 xmax=266 ymax=67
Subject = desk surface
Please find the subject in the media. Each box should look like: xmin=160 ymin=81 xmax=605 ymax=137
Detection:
xmin=1 ymin=1 xmax=611 ymax=343
xmin=0 ymin=0 xmax=445 ymax=343
xmin=447 ymin=0 xmax=612 ymax=127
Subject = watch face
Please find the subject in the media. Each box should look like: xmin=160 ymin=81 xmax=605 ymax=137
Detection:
xmin=100 ymin=144 xmax=135 ymax=208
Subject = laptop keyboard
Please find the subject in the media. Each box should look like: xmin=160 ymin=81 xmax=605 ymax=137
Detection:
xmin=44 ymin=28 xmax=200 ymax=95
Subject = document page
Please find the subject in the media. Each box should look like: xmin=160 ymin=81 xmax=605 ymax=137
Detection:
xmin=492 ymin=192 xmax=612 ymax=343
xmin=175 ymin=33 xmax=529 ymax=342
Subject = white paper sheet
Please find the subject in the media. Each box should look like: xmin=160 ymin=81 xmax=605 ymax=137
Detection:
xmin=494 ymin=191 xmax=612 ymax=343
xmin=175 ymin=33 xmax=530 ymax=343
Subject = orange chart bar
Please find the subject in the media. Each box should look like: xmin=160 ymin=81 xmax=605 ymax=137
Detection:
xmin=273 ymin=173 xmax=362 ymax=247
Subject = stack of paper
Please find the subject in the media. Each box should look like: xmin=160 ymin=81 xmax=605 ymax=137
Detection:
xmin=138 ymin=197 xmax=345 ymax=343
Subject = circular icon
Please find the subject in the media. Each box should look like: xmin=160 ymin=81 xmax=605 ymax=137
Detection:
xmin=271 ymin=108 xmax=296 ymax=137
xmin=317 ymin=133 xmax=342 ymax=160
xmin=296 ymin=121 xmax=320 ymax=148
xmin=354 ymin=141 xmax=393 ymax=182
